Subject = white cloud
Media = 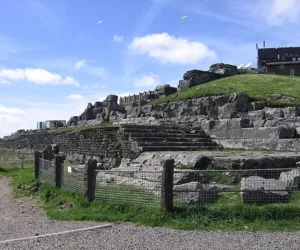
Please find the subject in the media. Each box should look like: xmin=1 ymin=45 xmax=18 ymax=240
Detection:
xmin=128 ymin=32 xmax=217 ymax=64
xmin=113 ymin=35 xmax=124 ymax=42
xmin=266 ymin=0 xmax=300 ymax=25
xmin=73 ymin=59 xmax=105 ymax=77
xmin=0 ymin=79 xmax=11 ymax=85
xmin=0 ymin=68 xmax=80 ymax=87
xmin=74 ymin=59 xmax=87 ymax=70
xmin=66 ymin=94 xmax=84 ymax=100
xmin=0 ymin=95 xmax=104 ymax=138
xmin=0 ymin=105 xmax=23 ymax=115
xmin=133 ymin=73 xmax=160 ymax=88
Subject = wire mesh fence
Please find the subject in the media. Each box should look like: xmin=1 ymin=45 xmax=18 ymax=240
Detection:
xmin=39 ymin=158 xmax=55 ymax=186
xmin=173 ymin=168 xmax=300 ymax=206
xmin=61 ymin=164 xmax=86 ymax=194
xmin=35 ymin=154 xmax=300 ymax=210
xmin=0 ymin=151 xmax=33 ymax=169
xmin=94 ymin=170 xmax=162 ymax=207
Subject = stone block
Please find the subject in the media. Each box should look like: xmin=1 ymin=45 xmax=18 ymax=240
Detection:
xmin=209 ymin=120 xmax=228 ymax=130
xmin=264 ymin=119 xmax=280 ymax=127
xmin=207 ymin=106 xmax=218 ymax=120
xmin=278 ymin=127 xmax=296 ymax=139
xmin=242 ymin=127 xmax=281 ymax=139
xmin=253 ymin=120 xmax=266 ymax=127
xmin=207 ymin=129 xmax=229 ymax=139
xmin=282 ymin=107 xmax=300 ymax=118
xmin=228 ymin=128 xmax=243 ymax=138
xmin=229 ymin=93 xmax=249 ymax=112
xmin=280 ymin=169 xmax=300 ymax=188
xmin=264 ymin=108 xmax=284 ymax=120
xmin=248 ymin=110 xmax=265 ymax=121
xmin=141 ymin=105 xmax=152 ymax=114
xmin=227 ymin=118 xmax=251 ymax=129
xmin=218 ymin=104 xmax=238 ymax=119
xmin=241 ymin=176 xmax=290 ymax=204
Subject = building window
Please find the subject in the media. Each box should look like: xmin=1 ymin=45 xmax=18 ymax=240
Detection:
xmin=293 ymin=58 xmax=296 ymax=61
xmin=298 ymin=58 xmax=300 ymax=61
xmin=277 ymin=54 xmax=280 ymax=60
xmin=290 ymin=69 xmax=295 ymax=76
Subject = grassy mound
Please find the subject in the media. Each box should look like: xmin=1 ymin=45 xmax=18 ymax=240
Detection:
xmin=150 ymin=74 xmax=300 ymax=107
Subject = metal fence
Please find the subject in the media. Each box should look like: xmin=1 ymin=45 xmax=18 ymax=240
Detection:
xmin=39 ymin=158 xmax=55 ymax=186
xmin=36 ymin=156 xmax=300 ymax=210
xmin=94 ymin=170 xmax=162 ymax=207
xmin=0 ymin=151 xmax=33 ymax=169
xmin=61 ymin=164 xmax=85 ymax=194
xmin=173 ymin=168 xmax=300 ymax=206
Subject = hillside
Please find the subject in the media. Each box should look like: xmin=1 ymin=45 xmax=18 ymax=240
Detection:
xmin=150 ymin=74 xmax=300 ymax=107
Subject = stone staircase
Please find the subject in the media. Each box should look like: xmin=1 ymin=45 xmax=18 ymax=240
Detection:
xmin=120 ymin=124 xmax=220 ymax=152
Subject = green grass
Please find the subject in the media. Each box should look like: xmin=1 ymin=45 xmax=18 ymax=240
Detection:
xmin=150 ymin=74 xmax=300 ymax=107
xmin=2 ymin=153 xmax=300 ymax=231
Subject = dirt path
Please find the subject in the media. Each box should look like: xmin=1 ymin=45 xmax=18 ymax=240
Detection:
xmin=0 ymin=176 xmax=104 ymax=241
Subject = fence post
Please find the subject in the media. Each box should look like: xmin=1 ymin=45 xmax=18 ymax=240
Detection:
xmin=161 ymin=159 xmax=174 ymax=212
xmin=21 ymin=152 xmax=24 ymax=169
xmin=84 ymin=159 xmax=97 ymax=201
xmin=34 ymin=151 xmax=42 ymax=179
xmin=54 ymin=155 xmax=64 ymax=188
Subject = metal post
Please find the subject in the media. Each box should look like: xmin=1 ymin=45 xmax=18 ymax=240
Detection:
xmin=84 ymin=159 xmax=97 ymax=201
xmin=54 ymin=155 xmax=64 ymax=188
xmin=21 ymin=152 xmax=24 ymax=169
xmin=161 ymin=159 xmax=174 ymax=212
xmin=34 ymin=151 xmax=42 ymax=179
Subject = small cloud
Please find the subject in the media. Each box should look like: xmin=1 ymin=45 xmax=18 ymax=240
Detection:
xmin=0 ymin=79 xmax=11 ymax=85
xmin=74 ymin=59 xmax=87 ymax=70
xmin=128 ymin=32 xmax=216 ymax=65
xmin=133 ymin=73 xmax=160 ymax=88
xmin=266 ymin=0 xmax=300 ymax=25
xmin=0 ymin=68 xmax=80 ymax=87
xmin=66 ymin=94 xmax=84 ymax=100
xmin=10 ymin=49 xmax=16 ymax=53
xmin=0 ymin=105 xmax=23 ymax=115
xmin=113 ymin=35 xmax=124 ymax=42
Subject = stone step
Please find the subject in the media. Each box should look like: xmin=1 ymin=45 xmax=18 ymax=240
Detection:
xmin=129 ymin=132 xmax=210 ymax=138
xmin=131 ymin=137 xmax=213 ymax=142
xmin=136 ymin=141 xmax=217 ymax=147
xmin=120 ymin=124 xmax=180 ymax=130
xmin=122 ymin=128 xmax=183 ymax=134
xmin=140 ymin=145 xmax=220 ymax=151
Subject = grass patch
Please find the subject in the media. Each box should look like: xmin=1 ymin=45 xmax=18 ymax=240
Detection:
xmin=149 ymin=74 xmax=300 ymax=107
xmin=2 ymin=153 xmax=300 ymax=231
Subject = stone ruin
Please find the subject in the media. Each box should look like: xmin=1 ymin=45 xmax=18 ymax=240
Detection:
xmin=67 ymin=63 xmax=240 ymax=126
xmin=178 ymin=63 xmax=238 ymax=90
xmin=67 ymin=95 xmax=126 ymax=126
xmin=119 ymin=84 xmax=177 ymax=108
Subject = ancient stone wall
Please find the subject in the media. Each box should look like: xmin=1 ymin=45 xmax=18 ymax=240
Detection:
xmin=120 ymin=93 xmax=300 ymax=151
xmin=0 ymin=127 xmax=124 ymax=168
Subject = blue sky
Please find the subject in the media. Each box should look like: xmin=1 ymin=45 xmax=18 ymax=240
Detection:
xmin=1 ymin=0 xmax=300 ymax=137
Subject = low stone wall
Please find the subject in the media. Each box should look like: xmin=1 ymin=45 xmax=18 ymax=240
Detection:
xmin=0 ymin=127 xmax=123 ymax=168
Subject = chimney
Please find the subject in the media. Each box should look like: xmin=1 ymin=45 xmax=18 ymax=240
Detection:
xmin=263 ymin=41 xmax=265 ymax=48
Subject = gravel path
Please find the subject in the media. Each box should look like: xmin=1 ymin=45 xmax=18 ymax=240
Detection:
xmin=1 ymin=176 xmax=300 ymax=250
xmin=0 ymin=177 xmax=103 ymax=241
